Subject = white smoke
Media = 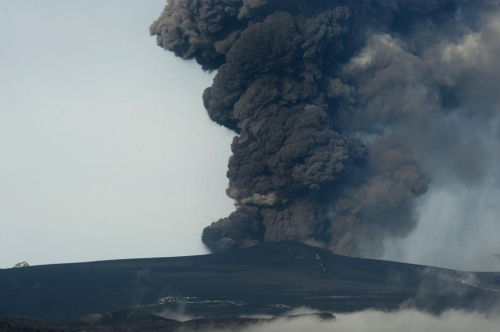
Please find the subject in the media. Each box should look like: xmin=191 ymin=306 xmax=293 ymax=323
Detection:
xmin=206 ymin=309 xmax=500 ymax=332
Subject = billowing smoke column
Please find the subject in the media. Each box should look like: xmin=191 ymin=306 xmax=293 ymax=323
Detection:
xmin=151 ymin=0 xmax=500 ymax=257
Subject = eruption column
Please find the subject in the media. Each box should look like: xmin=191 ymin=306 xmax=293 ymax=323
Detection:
xmin=150 ymin=0 xmax=498 ymax=257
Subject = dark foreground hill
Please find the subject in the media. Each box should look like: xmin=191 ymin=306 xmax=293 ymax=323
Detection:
xmin=0 ymin=310 xmax=335 ymax=332
xmin=1 ymin=242 xmax=499 ymax=320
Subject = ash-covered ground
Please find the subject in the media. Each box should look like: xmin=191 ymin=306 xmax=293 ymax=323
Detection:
xmin=1 ymin=242 xmax=499 ymax=321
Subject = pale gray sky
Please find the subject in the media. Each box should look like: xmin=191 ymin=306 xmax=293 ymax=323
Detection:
xmin=1 ymin=1 xmax=499 ymax=272
xmin=0 ymin=0 xmax=235 ymax=268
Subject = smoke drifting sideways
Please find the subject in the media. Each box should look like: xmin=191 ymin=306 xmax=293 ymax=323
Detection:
xmin=150 ymin=0 xmax=500 ymax=258
xmin=200 ymin=310 xmax=500 ymax=332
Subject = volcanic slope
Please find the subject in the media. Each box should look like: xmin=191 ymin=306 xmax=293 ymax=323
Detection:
xmin=1 ymin=242 xmax=499 ymax=319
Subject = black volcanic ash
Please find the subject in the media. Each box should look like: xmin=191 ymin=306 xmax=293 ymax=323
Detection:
xmin=150 ymin=0 xmax=500 ymax=257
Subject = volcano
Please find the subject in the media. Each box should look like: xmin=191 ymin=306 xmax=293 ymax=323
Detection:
xmin=1 ymin=242 xmax=499 ymax=321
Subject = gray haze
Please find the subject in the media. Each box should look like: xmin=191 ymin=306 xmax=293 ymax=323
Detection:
xmin=150 ymin=0 xmax=500 ymax=270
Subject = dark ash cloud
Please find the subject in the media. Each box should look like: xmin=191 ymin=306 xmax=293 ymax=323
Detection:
xmin=151 ymin=0 xmax=500 ymax=259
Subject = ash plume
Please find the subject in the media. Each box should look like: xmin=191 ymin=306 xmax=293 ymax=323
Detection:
xmin=151 ymin=0 xmax=500 ymax=257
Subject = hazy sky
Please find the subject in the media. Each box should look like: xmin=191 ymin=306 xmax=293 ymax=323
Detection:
xmin=1 ymin=1 xmax=499 ymax=271
xmin=0 ymin=0 xmax=235 ymax=268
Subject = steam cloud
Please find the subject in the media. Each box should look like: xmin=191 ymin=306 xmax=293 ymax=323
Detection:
xmin=151 ymin=1 xmax=500 ymax=257
xmin=208 ymin=310 xmax=500 ymax=332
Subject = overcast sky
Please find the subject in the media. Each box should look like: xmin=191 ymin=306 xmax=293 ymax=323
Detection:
xmin=0 ymin=0 xmax=235 ymax=268
xmin=1 ymin=1 xmax=499 ymax=271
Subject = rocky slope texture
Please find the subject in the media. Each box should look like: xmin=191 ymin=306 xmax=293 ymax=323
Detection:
xmin=0 ymin=310 xmax=335 ymax=332
xmin=0 ymin=242 xmax=499 ymax=320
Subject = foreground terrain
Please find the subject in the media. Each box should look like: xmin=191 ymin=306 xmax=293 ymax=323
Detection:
xmin=1 ymin=242 xmax=499 ymax=321
xmin=0 ymin=310 xmax=335 ymax=332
